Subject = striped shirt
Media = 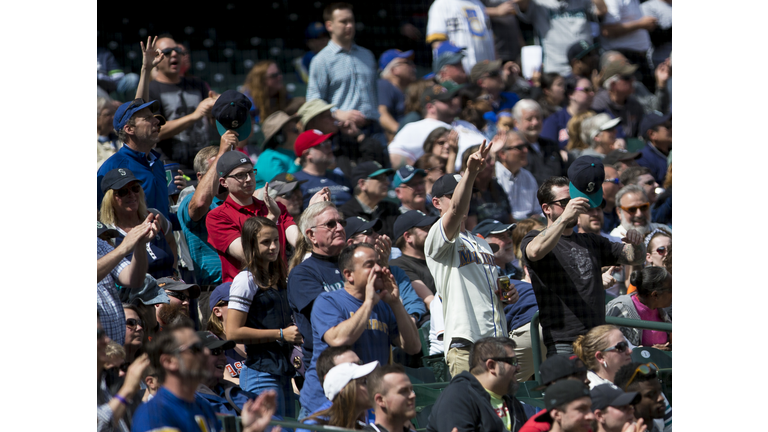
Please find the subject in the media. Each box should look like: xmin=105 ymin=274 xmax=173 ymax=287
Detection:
xmin=97 ymin=238 xmax=128 ymax=345
xmin=306 ymin=40 xmax=379 ymax=120
xmin=494 ymin=162 xmax=542 ymax=221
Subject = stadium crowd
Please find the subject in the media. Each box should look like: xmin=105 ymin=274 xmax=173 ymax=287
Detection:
xmin=97 ymin=1 xmax=672 ymax=431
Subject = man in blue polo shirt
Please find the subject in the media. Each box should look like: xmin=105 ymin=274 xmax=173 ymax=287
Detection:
xmin=98 ymin=98 xmax=170 ymax=219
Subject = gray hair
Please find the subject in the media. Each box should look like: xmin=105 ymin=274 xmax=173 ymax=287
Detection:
xmin=579 ymin=113 xmax=613 ymax=148
xmin=512 ymin=99 xmax=542 ymax=122
xmin=615 ymin=184 xmax=648 ymax=208
xmin=299 ymin=201 xmax=338 ymax=241
xmin=599 ymin=50 xmax=623 ymax=71
xmin=98 ymin=96 xmax=112 ymax=117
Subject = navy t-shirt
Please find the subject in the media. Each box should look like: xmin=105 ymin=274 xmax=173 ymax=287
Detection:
xmin=503 ymin=280 xmax=539 ymax=331
xmin=112 ymin=231 xmax=175 ymax=279
xmin=292 ymin=170 xmax=352 ymax=208
xmin=377 ymin=79 xmax=405 ymax=121
xmin=300 ymin=288 xmax=399 ymax=414
xmin=287 ymin=253 xmax=346 ymax=367
xmin=132 ymin=387 xmax=221 ymax=432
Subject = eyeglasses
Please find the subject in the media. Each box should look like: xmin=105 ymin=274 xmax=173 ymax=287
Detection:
xmin=575 ymin=86 xmax=595 ymax=93
xmin=210 ymin=347 xmax=225 ymax=356
xmin=98 ymin=328 xmax=107 ymax=340
xmin=603 ymin=341 xmax=629 ymax=354
xmin=126 ymin=318 xmax=143 ymax=329
xmin=227 ymin=169 xmax=257 ymax=183
xmin=623 ymin=363 xmax=659 ymax=390
xmin=161 ymin=47 xmax=184 ymax=56
xmin=619 ymin=203 xmax=650 ymax=214
xmin=311 ymin=219 xmax=347 ymax=231
xmin=175 ymin=340 xmax=205 ymax=355
xmin=548 ymin=197 xmax=571 ymax=208
xmin=116 ymin=184 xmax=142 ymax=197
xmin=603 ymin=178 xmax=621 ymax=185
xmin=642 ymin=179 xmax=657 ymax=186
xmin=486 ymin=357 xmax=519 ymax=367
xmin=166 ymin=290 xmax=189 ymax=302
xmin=654 ymin=246 xmax=667 ymax=255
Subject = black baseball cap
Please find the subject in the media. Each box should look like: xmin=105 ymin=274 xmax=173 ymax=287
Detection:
xmin=590 ymin=384 xmax=641 ymax=411
xmin=568 ymin=156 xmax=605 ymax=208
xmin=196 ymin=331 xmax=236 ymax=351
xmin=471 ymin=220 xmax=516 ymax=239
xmin=270 ymin=172 xmax=308 ymax=197
xmin=345 ymin=216 xmax=383 ymax=240
xmin=216 ymin=151 xmax=254 ymax=194
xmin=213 ymin=90 xmax=253 ymax=139
xmin=639 ymin=111 xmax=672 ymax=140
xmin=97 ymin=220 xmax=120 ymax=239
xmin=537 ymin=354 xmax=588 ymax=390
xmin=431 ymin=173 xmax=462 ymax=198
xmin=101 ymin=168 xmax=139 ymax=193
xmin=603 ymin=149 xmax=641 ymax=166
xmin=156 ymin=276 xmax=201 ymax=300
xmin=394 ymin=210 xmax=439 ymax=242
xmin=351 ymin=161 xmax=394 ymax=187
xmin=536 ymin=381 xmax=592 ymax=423
xmin=567 ymin=40 xmax=598 ymax=63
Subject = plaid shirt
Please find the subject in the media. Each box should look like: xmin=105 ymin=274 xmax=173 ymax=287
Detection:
xmin=97 ymin=238 xmax=127 ymax=345
xmin=306 ymin=40 xmax=379 ymax=120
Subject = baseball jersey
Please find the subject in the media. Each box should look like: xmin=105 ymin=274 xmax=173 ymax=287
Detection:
xmin=425 ymin=216 xmax=508 ymax=355
xmin=427 ymin=0 xmax=496 ymax=74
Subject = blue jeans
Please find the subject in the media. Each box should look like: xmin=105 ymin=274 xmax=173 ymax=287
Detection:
xmin=298 ymin=405 xmax=312 ymax=421
xmin=240 ymin=367 xmax=295 ymax=418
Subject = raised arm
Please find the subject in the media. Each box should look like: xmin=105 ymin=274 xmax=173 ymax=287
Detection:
xmin=158 ymin=92 xmax=217 ymax=141
xmin=188 ymin=131 xmax=238 ymax=221
xmin=136 ymin=36 xmax=164 ymax=102
xmin=442 ymin=140 xmax=490 ymax=240
xmin=380 ymin=269 xmax=421 ymax=355
xmin=105 ymin=213 xmax=158 ymax=288
xmin=524 ymin=197 xmax=589 ymax=261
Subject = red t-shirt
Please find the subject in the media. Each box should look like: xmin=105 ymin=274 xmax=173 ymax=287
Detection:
xmin=205 ymin=196 xmax=296 ymax=282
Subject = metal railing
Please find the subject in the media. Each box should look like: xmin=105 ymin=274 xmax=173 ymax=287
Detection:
xmin=217 ymin=415 xmax=360 ymax=432
xmin=530 ymin=311 xmax=672 ymax=385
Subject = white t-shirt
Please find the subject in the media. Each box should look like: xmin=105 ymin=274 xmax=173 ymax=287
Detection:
xmin=425 ymin=216 xmax=508 ymax=355
xmin=452 ymin=119 xmax=488 ymax=172
xmin=428 ymin=297 xmax=446 ymax=355
xmin=427 ymin=0 xmax=496 ymax=74
xmin=388 ymin=118 xmax=451 ymax=163
xmin=600 ymin=0 xmax=651 ymax=51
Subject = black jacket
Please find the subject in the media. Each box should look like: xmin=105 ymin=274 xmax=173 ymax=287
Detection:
xmin=426 ymin=372 xmax=528 ymax=432
xmin=526 ymin=136 xmax=569 ymax=186
xmin=338 ymin=196 xmax=401 ymax=240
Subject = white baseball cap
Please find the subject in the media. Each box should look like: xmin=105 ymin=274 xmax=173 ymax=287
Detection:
xmin=323 ymin=361 xmax=380 ymax=401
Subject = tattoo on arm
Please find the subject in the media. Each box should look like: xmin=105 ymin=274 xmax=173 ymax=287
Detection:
xmin=619 ymin=243 xmax=645 ymax=265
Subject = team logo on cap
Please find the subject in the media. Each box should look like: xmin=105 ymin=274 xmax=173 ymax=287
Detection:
xmin=312 ymin=129 xmax=323 ymax=135
xmin=232 ymin=120 xmax=239 ymax=127
xmin=240 ymin=158 xmax=247 ymax=163
xmin=373 ymin=161 xmax=382 ymax=169
xmin=405 ymin=165 xmax=414 ymax=171
xmin=417 ymin=211 xmax=426 ymax=216
xmin=118 ymin=169 xmax=126 ymax=176
xmin=97 ymin=221 xmax=104 ymax=228
xmin=580 ymin=40 xmax=590 ymax=50
xmin=356 ymin=217 xmax=368 ymax=222
xmin=286 ymin=174 xmax=295 ymax=181
xmin=453 ymin=174 xmax=462 ymax=182
xmin=586 ymin=182 xmax=595 ymax=193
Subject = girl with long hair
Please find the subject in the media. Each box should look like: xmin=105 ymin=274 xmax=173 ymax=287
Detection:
xmin=242 ymin=60 xmax=290 ymax=122
xmin=225 ymin=216 xmax=303 ymax=417
xmin=573 ymin=324 xmax=633 ymax=388
xmin=303 ymin=362 xmax=379 ymax=430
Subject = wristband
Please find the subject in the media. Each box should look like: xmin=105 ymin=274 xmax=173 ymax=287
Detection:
xmin=280 ymin=328 xmax=284 ymax=341
xmin=114 ymin=394 xmax=129 ymax=405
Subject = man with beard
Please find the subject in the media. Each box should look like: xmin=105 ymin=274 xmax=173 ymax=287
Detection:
xmin=521 ymin=157 xmax=646 ymax=358
xmin=154 ymin=277 xmax=200 ymax=330
xmin=614 ymin=363 xmax=667 ymax=432
xmin=426 ymin=337 xmax=529 ymax=432
xmin=133 ymin=322 xmax=278 ymax=432
xmin=609 ymin=185 xmax=670 ymax=239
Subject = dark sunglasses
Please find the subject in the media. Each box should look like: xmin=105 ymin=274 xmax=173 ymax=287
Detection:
xmin=654 ymin=246 xmax=668 ymax=255
xmin=175 ymin=340 xmax=205 ymax=355
xmin=623 ymin=362 xmax=659 ymax=390
xmin=603 ymin=341 xmax=629 ymax=354
xmin=116 ymin=184 xmax=141 ymax=197
xmin=603 ymin=178 xmax=621 ymax=185
xmin=98 ymin=328 xmax=107 ymax=339
xmin=311 ymin=219 xmax=347 ymax=231
xmin=620 ymin=203 xmax=650 ymax=214
xmin=166 ymin=290 xmax=189 ymax=302
xmin=119 ymin=362 xmax=130 ymax=372
xmin=486 ymin=356 xmax=519 ymax=367
xmin=548 ymin=197 xmax=571 ymax=208
xmin=210 ymin=347 xmax=225 ymax=356
xmin=126 ymin=318 xmax=143 ymax=329
xmin=161 ymin=47 xmax=184 ymax=56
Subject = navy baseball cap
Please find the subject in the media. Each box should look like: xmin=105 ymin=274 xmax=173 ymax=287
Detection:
xmin=639 ymin=111 xmax=672 ymax=140
xmin=156 ymin=276 xmax=201 ymax=300
xmin=537 ymin=354 xmax=588 ymax=389
xmin=568 ymin=156 xmax=605 ymax=208
xmin=567 ymin=40 xmax=599 ymax=63
xmin=393 ymin=165 xmax=426 ymax=188
xmin=209 ymin=282 xmax=231 ymax=311
xmin=536 ymin=381 xmax=592 ymax=423
xmin=433 ymin=42 xmax=465 ymax=73
xmin=197 ymin=331 xmax=236 ymax=351
xmin=379 ymin=49 xmax=414 ymax=71
xmin=431 ymin=173 xmax=462 ymax=198
xmin=471 ymin=220 xmax=516 ymax=239
xmin=113 ymin=98 xmax=160 ymax=133
xmin=351 ymin=161 xmax=394 ymax=186
xmin=394 ymin=210 xmax=439 ymax=242
xmin=345 ymin=216 xmax=383 ymax=240
xmin=213 ymin=90 xmax=253 ymax=139
xmin=305 ymin=21 xmax=328 ymax=39
xmin=590 ymin=384 xmax=641 ymax=411
xmin=101 ymin=168 xmax=139 ymax=193
xmin=97 ymin=220 xmax=120 ymax=239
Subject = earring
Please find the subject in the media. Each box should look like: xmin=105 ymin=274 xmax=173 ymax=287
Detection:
xmin=602 ymin=361 xmax=608 ymax=369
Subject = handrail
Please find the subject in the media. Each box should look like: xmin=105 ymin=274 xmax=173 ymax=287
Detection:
xmin=530 ymin=311 xmax=672 ymax=385
xmin=271 ymin=419 xmax=359 ymax=432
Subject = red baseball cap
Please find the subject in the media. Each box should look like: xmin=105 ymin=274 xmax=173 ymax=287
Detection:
xmin=294 ymin=129 xmax=334 ymax=157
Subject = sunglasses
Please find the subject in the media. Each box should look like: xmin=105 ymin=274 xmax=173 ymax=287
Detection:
xmin=126 ymin=318 xmax=143 ymax=329
xmin=227 ymin=169 xmax=257 ymax=183
xmin=161 ymin=47 xmax=184 ymax=56
xmin=486 ymin=356 xmax=519 ymax=367
xmin=654 ymin=245 xmax=668 ymax=255
xmin=175 ymin=340 xmax=205 ymax=355
xmin=311 ymin=219 xmax=347 ymax=231
xmin=119 ymin=362 xmax=130 ymax=373
xmin=210 ymin=347 xmax=225 ymax=356
xmin=116 ymin=184 xmax=141 ymax=197
xmin=643 ymin=179 xmax=657 ymax=186
xmin=575 ymin=86 xmax=595 ymax=93
xmin=98 ymin=328 xmax=107 ymax=340
xmin=623 ymin=362 xmax=659 ymax=390
xmin=620 ymin=203 xmax=650 ymax=214
xmin=603 ymin=178 xmax=621 ymax=185
xmin=603 ymin=341 xmax=629 ymax=354
xmin=166 ymin=290 xmax=189 ymax=302
xmin=548 ymin=197 xmax=571 ymax=208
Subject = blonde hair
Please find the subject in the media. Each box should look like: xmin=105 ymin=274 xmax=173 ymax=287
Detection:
xmin=106 ymin=340 xmax=126 ymax=360
xmin=206 ymin=300 xmax=227 ymax=338
xmin=572 ymin=324 xmax=620 ymax=371
xmin=243 ymin=60 xmax=288 ymax=119
xmin=566 ymin=111 xmax=595 ymax=151
xmin=512 ymin=217 xmax=545 ymax=260
xmin=99 ymin=186 xmax=148 ymax=226
xmin=304 ymin=377 xmax=368 ymax=430
xmin=289 ymin=235 xmax=313 ymax=273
